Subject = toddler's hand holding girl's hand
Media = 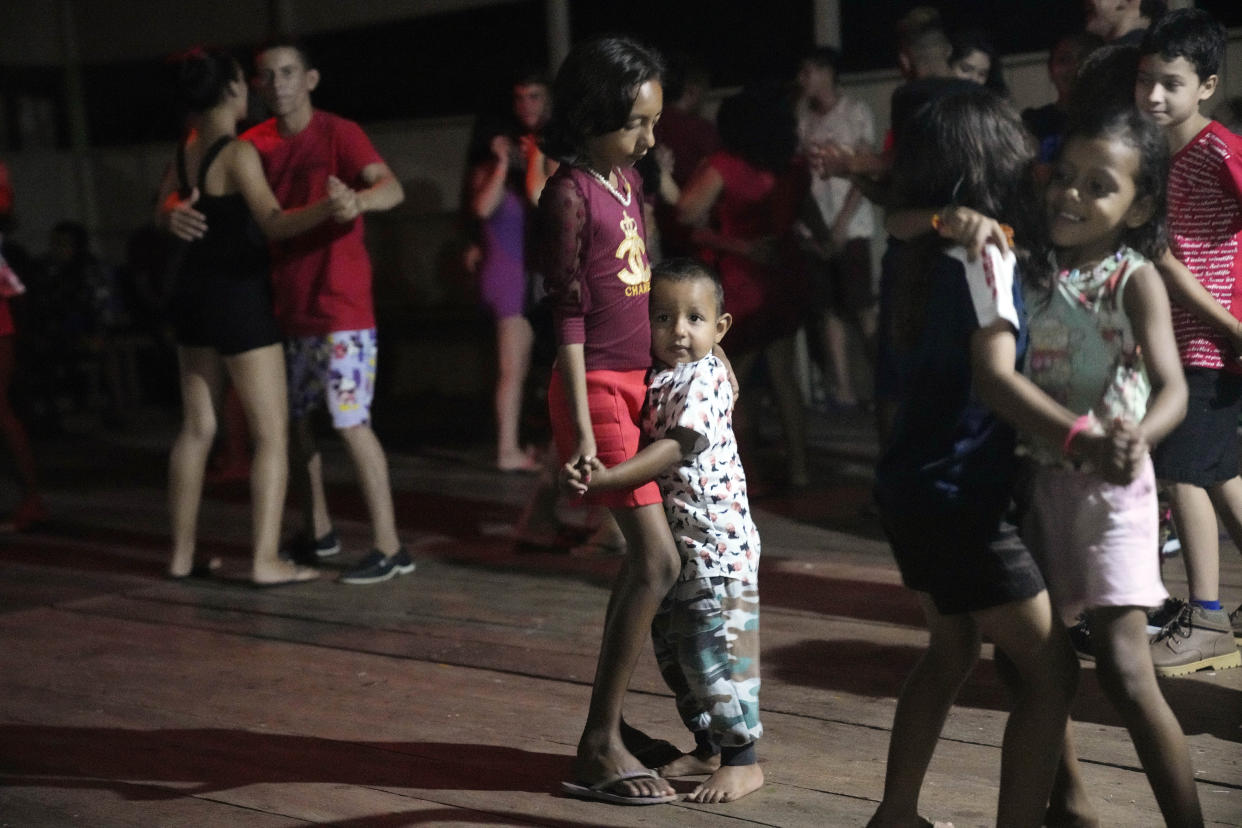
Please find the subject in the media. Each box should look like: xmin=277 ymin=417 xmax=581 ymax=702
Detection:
xmin=559 ymin=461 xmax=589 ymax=496
xmin=560 ymin=457 xmax=608 ymax=496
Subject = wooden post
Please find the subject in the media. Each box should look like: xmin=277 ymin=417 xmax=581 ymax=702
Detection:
xmin=546 ymin=0 xmax=570 ymax=72
xmin=813 ymin=0 xmax=841 ymax=49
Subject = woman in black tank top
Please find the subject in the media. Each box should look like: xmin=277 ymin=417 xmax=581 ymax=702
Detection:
xmin=156 ymin=47 xmax=346 ymax=587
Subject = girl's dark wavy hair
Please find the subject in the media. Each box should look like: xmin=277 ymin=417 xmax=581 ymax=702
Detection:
xmin=541 ymin=36 xmax=664 ymax=165
xmin=171 ymin=46 xmax=241 ymax=114
xmin=888 ymin=87 xmax=1038 ymax=351
xmin=1028 ymin=104 xmax=1168 ymax=295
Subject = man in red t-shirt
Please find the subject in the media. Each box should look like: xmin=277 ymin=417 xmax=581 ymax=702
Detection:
xmin=243 ymin=40 xmax=410 ymax=585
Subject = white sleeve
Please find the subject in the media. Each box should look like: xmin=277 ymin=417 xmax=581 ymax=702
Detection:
xmin=948 ymin=244 xmax=1020 ymax=331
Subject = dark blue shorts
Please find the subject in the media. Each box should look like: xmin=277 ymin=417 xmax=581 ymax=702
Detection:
xmin=879 ymin=502 xmax=1046 ymax=615
xmin=1153 ymin=368 xmax=1242 ymax=487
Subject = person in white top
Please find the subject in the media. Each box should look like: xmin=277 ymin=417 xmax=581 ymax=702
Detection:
xmin=794 ymin=47 xmax=878 ymax=409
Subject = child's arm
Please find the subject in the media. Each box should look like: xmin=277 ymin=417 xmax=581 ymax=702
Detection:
xmin=581 ymin=429 xmax=697 ymax=492
xmin=556 ymin=343 xmax=596 ymax=470
xmin=1154 ymin=248 xmax=1242 ymax=358
xmin=1124 ymin=262 xmax=1189 ymax=448
xmin=711 ymin=344 xmax=740 ymax=401
xmin=971 ymin=319 xmax=1130 ymax=484
xmin=885 ymin=205 xmax=1011 ymax=260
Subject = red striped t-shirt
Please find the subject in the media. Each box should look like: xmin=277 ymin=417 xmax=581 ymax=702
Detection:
xmin=1167 ymin=121 xmax=1242 ymax=371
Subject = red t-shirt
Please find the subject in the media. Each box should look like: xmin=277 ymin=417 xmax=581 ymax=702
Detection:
xmin=540 ymin=165 xmax=653 ymax=372
xmin=1168 ymin=120 xmax=1242 ymax=371
xmin=242 ymin=110 xmax=384 ymax=336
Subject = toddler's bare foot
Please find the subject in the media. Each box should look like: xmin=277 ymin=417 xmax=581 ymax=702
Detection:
xmin=658 ymin=750 xmax=719 ymax=778
xmin=686 ymin=763 xmax=763 ymax=803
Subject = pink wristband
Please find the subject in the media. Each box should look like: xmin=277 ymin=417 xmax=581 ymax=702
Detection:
xmin=1062 ymin=413 xmax=1094 ymax=457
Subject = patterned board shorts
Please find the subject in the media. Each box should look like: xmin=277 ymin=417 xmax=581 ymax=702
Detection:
xmin=286 ymin=329 xmax=377 ymax=429
xmin=651 ymin=575 xmax=762 ymax=749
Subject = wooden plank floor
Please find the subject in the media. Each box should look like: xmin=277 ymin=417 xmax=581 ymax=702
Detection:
xmin=0 ymin=411 xmax=1239 ymax=826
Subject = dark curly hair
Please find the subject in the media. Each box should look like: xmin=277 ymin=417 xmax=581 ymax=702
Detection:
xmin=1033 ymin=104 xmax=1168 ymax=292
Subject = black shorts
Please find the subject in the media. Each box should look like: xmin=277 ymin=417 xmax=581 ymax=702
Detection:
xmin=171 ymin=273 xmax=281 ymax=357
xmin=880 ymin=502 xmax=1046 ymax=615
xmin=809 ymin=238 xmax=875 ymax=315
xmin=1152 ymin=368 xmax=1242 ymax=486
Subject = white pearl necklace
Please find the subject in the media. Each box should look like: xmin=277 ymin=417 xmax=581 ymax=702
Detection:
xmin=582 ymin=165 xmax=632 ymax=206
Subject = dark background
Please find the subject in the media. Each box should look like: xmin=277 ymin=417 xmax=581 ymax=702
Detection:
xmin=4 ymin=1 xmax=1242 ymax=148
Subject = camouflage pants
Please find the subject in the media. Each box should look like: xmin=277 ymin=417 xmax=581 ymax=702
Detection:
xmin=651 ymin=575 xmax=762 ymax=748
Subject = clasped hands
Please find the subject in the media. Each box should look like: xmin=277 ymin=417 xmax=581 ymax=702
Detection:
xmin=560 ymin=456 xmax=609 ymax=497
xmin=1079 ymin=417 xmax=1148 ymax=486
xmin=165 ymin=175 xmax=358 ymax=242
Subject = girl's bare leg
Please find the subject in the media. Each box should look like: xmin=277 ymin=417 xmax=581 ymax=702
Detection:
xmin=868 ymin=593 xmax=980 ymax=828
xmin=225 ymin=344 xmax=314 ymax=583
xmin=572 ymin=502 xmax=680 ymax=799
xmin=1089 ymin=606 xmax=1202 ymax=827
xmin=495 ymin=315 xmax=536 ymax=470
xmin=974 ymin=593 xmax=1078 ymax=828
xmin=168 ymin=347 xmax=225 ymax=577
xmin=994 ymin=650 xmax=1099 ymax=827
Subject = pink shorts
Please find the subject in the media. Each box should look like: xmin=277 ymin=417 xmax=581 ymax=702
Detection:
xmin=548 ymin=367 xmax=662 ymax=509
xmin=1024 ymin=457 xmax=1168 ymax=626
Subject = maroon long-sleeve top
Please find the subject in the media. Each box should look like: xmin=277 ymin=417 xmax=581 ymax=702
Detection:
xmin=540 ymin=165 xmax=653 ymax=372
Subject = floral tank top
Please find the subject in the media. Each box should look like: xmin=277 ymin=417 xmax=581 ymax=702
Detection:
xmin=1022 ymin=246 xmax=1151 ymax=466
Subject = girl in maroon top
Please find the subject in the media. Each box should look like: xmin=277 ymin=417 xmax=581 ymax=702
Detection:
xmin=539 ymin=37 xmax=681 ymax=806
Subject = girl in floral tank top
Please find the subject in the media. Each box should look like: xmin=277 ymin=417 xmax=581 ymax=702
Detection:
xmin=1021 ymin=108 xmax=1201 ymax=824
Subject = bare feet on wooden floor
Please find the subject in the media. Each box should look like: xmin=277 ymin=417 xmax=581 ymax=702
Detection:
xmin=685 ymin=763 xmax=764 ymax=804
xmin=657 ymin=749 xmax=719 ymax=778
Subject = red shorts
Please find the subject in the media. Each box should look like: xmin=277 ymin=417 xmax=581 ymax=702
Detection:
xmin=548 ymin=367 xmax=663 ymax=509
